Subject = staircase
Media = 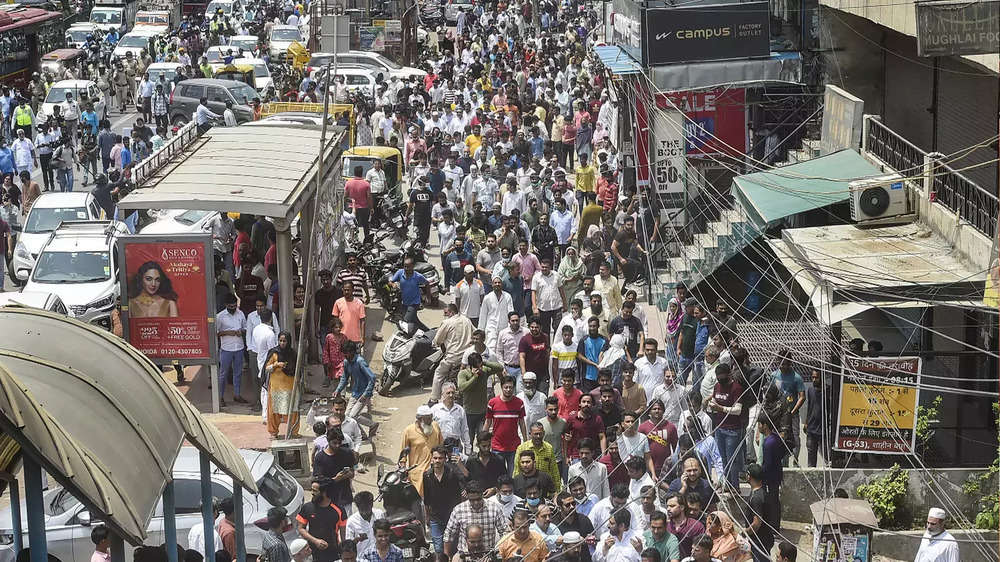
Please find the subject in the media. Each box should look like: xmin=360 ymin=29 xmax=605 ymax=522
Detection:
xmin=650 ymin=138 xmax=823 ymax=309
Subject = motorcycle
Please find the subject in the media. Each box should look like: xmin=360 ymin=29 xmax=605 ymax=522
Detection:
xmin=377 ymin=448 xmax=432 ymax=561
xmin=377 ymin=320 xmax=442 ymax=396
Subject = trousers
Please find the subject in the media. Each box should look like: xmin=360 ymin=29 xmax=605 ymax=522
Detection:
xmin=219 ymin=349 xmax=244 ymax=399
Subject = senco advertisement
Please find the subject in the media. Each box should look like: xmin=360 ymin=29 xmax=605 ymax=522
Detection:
xmin=644 ymin=2 xmax=770 ymax=65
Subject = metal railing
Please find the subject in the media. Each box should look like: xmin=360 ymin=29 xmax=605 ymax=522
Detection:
xmin=132 ymin=121 xmax=198 ymax=187
xmin=863 ymin=115 xmax=998 ymax=239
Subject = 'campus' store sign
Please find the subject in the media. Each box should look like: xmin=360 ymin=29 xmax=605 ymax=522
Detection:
xmin=643 ymin=2 xmax=770 ymax=65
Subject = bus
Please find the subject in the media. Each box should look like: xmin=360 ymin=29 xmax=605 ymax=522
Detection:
xmin=0 ymin=5 xmax=64 ymax=89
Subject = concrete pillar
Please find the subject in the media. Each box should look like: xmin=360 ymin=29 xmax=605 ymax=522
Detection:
xmin=110 ymin=534 xmax=125 ymax=562
xmin=23 ymin=458 xmax=46 ymax=562
xmin=199 ymin=451 xmax=215 ymax=562
xmin=233 ymin=484 xmax=246 ymax=562
xmin=10 ymin=478 xmax=22 ymax=554
xmin=163 ymin=481 xmax=177 ymax=562
xmin=299 ymin=201 xmax=316 ymax=360
xmin=276 ymin=225 xmax=295 ymax=344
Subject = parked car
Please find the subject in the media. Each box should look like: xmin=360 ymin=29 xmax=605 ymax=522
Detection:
xmin=307 ymin=50 xmax=425 ymax=81
xmin=112 ymin=29 xmax=160 ymax=61
xmin=0 ymin=291 xmax=68 ymax=315
xmin=233 ymin=57 xmax=273 ymax=95
xmin=268 ymin=24 xmax=303 ymax=61
xmin=229 ymin=34 xmax=262 ymax=56
xmin=12 ymin=192 xmax=103 ymax=282
xmin=65 ymin=23 xmax=97 ymax=48
xmin=0 ymin=447 xmax=304 ymax=562
xmin=140 ymin=209 xmax=220 ymax=234
xmin=38 ymin=80 xmax=106 ymax=124
xmin=314 ymin=65 xmax=378 ymax=98
xmin=23 ymin=221 xmax=128 ymax=330
xmin=444 ymin=0 xmax=473 ymax=22
xmin=168 ymin=78 xmax=259 ymax=126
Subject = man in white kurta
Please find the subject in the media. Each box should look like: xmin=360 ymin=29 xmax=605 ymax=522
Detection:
xmin=914 ymin=508 xmax=960 ymax=562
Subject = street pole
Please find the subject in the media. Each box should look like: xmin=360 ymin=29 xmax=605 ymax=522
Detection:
xmin=285 ymin=43 xmax=339 ymax=439
xmin=532 ymin=0 xmax=539 ymax=35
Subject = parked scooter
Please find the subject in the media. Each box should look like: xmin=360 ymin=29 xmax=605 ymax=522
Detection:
xmin=378 ymin=320 xmax=442 ymax=396
xmin=377 ymin=448 xmax=432 ymax=561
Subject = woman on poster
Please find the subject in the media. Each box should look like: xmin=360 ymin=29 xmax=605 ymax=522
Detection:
xmin=263 ymin=331 xmax=300 ymax=439
xmin=128 ymin=261 xmax=180 ymax=318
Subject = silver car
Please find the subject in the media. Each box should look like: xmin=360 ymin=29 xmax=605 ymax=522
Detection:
xmin=0 ymin=448 xmax=304 ymax=562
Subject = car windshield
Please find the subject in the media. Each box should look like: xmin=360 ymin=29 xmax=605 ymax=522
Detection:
xmin=231 ymin=38 xmax=257 ymax=50
xmin=148 ymin=68 xmax=177 ymax=83
xmin=44 ymin=86 xmax=82 ymax=104
xmin=67 ymin=29 xmax=89 ymax=41
xmin=119 ymin=35 xmax=149 ymax=47
xmin=24 ymin=206 xmax=89 ymax=233
xmin=228 ymin=84 xmax=259 ymax=104
xmin=250 ymin=64 xmax=269 ymax=78
xmin=271 ymin=28 xmax=301 ymax=41
xmin=257 ymin=462 xmax=297 ymax=507
xmin=90 ymin=9 xmax=121 ymax=23
xmin=308 ymin=54 xmax=334 ymax=67
xmin=45 ymin=488 xmax=81 ymax=517
xmin=32 ymin=251 xmax=111 ymax=283
xmin=174 ymin=210 xmax=213 ymax=225
xmin=206 ymin=2 xmax=233 ymax=13
xmin=136 ymin=13 xmax=168 ymax=24
xmin=372 ymin=53 xmax=402 ymax=70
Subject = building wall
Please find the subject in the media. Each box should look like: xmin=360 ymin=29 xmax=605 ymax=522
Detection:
xmin=819 ymin=7 xmax=999 ymax=193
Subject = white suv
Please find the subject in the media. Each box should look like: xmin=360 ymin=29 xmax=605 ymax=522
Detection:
xmin=23 ymin=221 xmax=128 ymax=330
xmin=13 ymin=192 xmax=104 ymax=282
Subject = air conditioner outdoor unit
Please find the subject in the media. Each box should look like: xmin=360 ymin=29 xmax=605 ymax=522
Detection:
xmin=849 ymin=174 xmax=907 ymax=221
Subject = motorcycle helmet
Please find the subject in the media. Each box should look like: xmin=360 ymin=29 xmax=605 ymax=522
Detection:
xmin=94 ymin=173 xmax=109 ymax=186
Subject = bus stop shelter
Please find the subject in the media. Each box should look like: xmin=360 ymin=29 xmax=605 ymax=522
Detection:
xmin=117 ymin=123 xmax=348 ymax=413
xmin=0 ymin=308 xmax=257 ymax=562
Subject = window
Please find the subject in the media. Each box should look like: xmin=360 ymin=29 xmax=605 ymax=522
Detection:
xmin=171 ymin=478 xmax=233 ymax=514
xmin=182 ymin=85 xmax=205 ymax=99
xmin=207 ymin=86 xmax=227 ymax=103
xmin=346 ymin=75 xmax=370 ymax=86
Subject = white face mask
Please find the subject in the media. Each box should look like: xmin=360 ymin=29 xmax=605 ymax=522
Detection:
xmin=498 ymin=493 xmax=514 ymax=503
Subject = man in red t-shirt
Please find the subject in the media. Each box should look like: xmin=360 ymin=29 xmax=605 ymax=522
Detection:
xmin=563 ymin=394 xmax=606 ymax=461
xmin=518 ymin=319 xmax=550 ymax=393
xmin=486 ymin=375 xmax=527 ymax=474
xmin=638 ymin=398 xmax=678 ymax=476
xmin=553 ymin=370 xmax=583 ymax=419
xmin=344 ymin=165 xmax=373 ymax=242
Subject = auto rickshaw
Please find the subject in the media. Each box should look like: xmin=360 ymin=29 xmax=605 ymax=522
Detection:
xmin=40 ymin=49 xmax=87 ymax=79
xmin=342 ymin=146 xmax=403 ymax=200
xmin=214 ymin=63 xmax=257 ymax=89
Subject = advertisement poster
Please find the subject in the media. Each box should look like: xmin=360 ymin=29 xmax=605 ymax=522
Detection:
xmin=650 ymin=108 xmax=687 ymax=221
xmin=644 ymin=2 xmax=770 ymax=65
xmin=118 ymin=236 xmax=216 ymax=364
xmin=359 ymin=26 xmax=385 ymax=51
xmin=835 ymin=355 xmax=922 ymax=454
xmin=658 ymin=88 xmax=747 ymax=158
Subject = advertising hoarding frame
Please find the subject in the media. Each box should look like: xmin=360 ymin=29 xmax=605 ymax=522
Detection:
xmin=117 ymin=234 xmax=218 ymax=366
xmin=834 ymin=355 xmax=922 ymax=455
xmin=643 ymin=1 xmax=770 ymax=66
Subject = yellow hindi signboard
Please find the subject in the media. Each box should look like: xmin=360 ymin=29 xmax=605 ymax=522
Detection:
xmin=835 ymin=356 xmax=921 ymax=455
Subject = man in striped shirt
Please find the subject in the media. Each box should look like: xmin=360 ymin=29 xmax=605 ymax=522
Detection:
xmin=336 ymin=253 xmax=370 ymax=302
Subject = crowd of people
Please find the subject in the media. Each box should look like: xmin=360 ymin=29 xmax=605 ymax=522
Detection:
xmin=280 ymin=0 xmax=842 ymax=560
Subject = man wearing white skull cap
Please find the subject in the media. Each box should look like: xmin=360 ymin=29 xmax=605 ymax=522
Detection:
xmin=914 ymin=507 xmax=959 ymax=562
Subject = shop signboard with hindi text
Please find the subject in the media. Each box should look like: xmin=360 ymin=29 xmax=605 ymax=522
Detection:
xmin=117 ymin=235 xmax=217 ymax=365
xmin=657 ymin=88 xmax=747 ymax=158
xmin=834 ymin=355 xmax=922 ymax=455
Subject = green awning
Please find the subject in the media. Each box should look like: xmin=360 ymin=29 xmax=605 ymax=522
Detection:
xmin=733 ymin=149 xmax=884 ymax=228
